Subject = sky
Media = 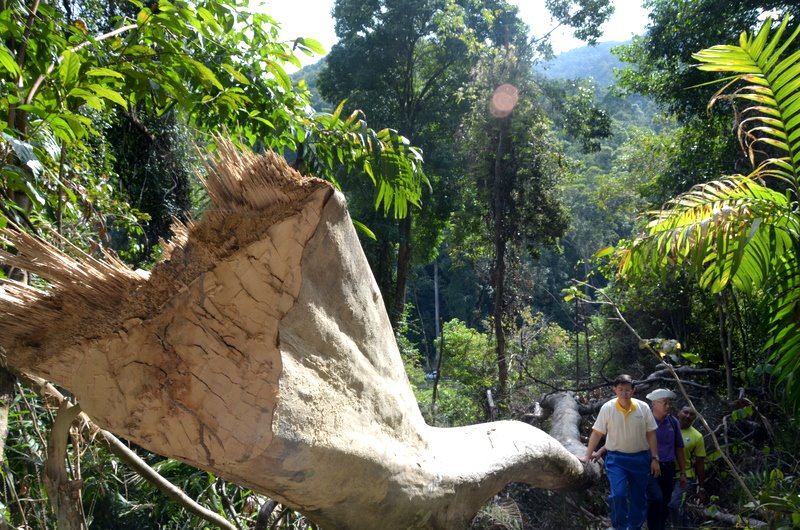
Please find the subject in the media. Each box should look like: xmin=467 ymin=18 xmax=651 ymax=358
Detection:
xmin=260 ymin=0 xmax=650 ymax=69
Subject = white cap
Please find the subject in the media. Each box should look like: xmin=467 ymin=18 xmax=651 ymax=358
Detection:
xmin=646 ymin=388 xmax=676 ymax=401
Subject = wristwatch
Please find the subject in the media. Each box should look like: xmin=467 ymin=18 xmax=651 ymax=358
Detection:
xmin=651 ymin=455 xmax=659 ymax=461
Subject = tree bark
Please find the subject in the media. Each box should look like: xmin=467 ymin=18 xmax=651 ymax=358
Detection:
xmin=26 ymin=377 xmax=239 ymax=530
xmin=541 ymin=392 xmax=592 ymax=457
xmin=0 ymin=144 xmax=597 ymax=529
xmin=491 ymin=115 xmax=511 ymax=402
xmin=390 ymin=214 xmax=412 ymax=328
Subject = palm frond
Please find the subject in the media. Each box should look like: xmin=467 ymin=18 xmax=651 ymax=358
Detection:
xmin=693 ymin=15 xmax=800 ymax=189
xmin=622 ymin=14 xmax=800 ymax=410
xmin=621 ymin=174 xmax=797 ymax=293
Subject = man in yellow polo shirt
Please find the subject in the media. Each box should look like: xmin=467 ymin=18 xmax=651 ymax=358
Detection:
xmin=669 ymin=406 xmax=707 ymax=527
xmin=582 ymin=374 xmax=660 ymax=530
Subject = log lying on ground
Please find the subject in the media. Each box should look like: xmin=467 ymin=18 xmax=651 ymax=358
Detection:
xmin=541 ymin=392 xmax=595 ymax=458
xmin=689 ymin=505 xmax=767 ymax=528
xmin=0 ymin=144 xmax=598 ymax=529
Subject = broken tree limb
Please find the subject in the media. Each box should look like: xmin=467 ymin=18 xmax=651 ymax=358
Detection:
xmin=0 ymin=143 xmax=599 ymax=529
xmin=43 ymin=400 xmax=86 ymax=530
xmin=688 ymin=505 xmax=767 ymax=528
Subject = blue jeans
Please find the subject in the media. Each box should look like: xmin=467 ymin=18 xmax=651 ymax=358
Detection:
xmin=605 ymin=450 xmax=651 ymax=530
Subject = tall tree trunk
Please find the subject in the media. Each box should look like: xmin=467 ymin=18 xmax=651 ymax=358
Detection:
xmin=717 ymin=293 xmax=735 ymax=400
xmin=492 ymin=116 xmax=510 ymax=402
xmin=433 ymin=260 xmax=440 ymax=339
xmin=583 ymin=297 xmax=591 ymax=382
xmin=574 ymin=297 xmax=581 ymax=386
xmin=492 ymin=244 xmax=508 ymax=403
xmin=391 ymin=214 xmax=412 ymax=328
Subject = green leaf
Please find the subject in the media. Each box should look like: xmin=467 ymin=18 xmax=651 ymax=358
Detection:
xmin=196 ymin=6 xmax=222 ymax=32
xmin=121 ymin=45 xmax=156 ymax=58
xmin=681 ymin=352 xmax=703 ymax=364
xmin=593 ymin=246 xmax=614 ymax=258
xmin=0 ymin=43 xmax=20 ymax=76
xmin=68 ymin=88 xmax=104 ymax=110
xmin=188 ymin=59 xmax=224 ymax=90
xmin=137 ymin=8 xmax=153 ymax=27
xmin=23 ymin=179 xmax=46 ymax=205
xmin=352 ymin=219 xmax=376 ymax=240
xmin=57 ymin=50 xmax=81 ymax=88
xmin=294 ymin=37 xmax=326 ymax=55
xmin=86 ymin=67 xmax=126 ymax=80
xmin=1 ymin=133 xmax=42 ymax=177
xmin=87 ymin=84 xmax=128 ymax=108
xmin=221 ymin=63 xmax=250 ymax=85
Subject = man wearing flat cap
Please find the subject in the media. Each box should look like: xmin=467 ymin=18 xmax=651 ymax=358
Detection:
xmin=581 ymin=374 xmax=659 ymax=530
xmin=645 ymin=388 xmax=687 ymax=530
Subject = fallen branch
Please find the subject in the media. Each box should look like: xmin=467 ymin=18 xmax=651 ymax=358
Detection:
xmin=689 ymin=504 xmax=767 ymax=528
xmin=644 ymin=365 xmax=718 ymax=381
xmin=43 ymin=401 xmax=86 ymax=530
xmin=565 ymin=494 xmax=609 ymax=528
xmin=541 ymin=391 xmax=601 ymax=479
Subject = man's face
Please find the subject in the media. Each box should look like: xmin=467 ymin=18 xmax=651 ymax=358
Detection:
xmin=678 ymin=407 xmax=696 ymax=429
xmin=613 ymin=382 xmax=634 ymax=400
xmin=652 ymin=399 xmax=672 ymax=415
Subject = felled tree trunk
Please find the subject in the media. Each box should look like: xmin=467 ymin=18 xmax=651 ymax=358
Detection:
xmin=542 ymin=392 xmax=589 ymax=457
xmin=0 ymin=144 xmax=597 ymax=529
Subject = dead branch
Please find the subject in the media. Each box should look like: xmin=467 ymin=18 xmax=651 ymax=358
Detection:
xmin=688 ymin=504 xmax=767 ymax=528
xmin=43 ymin=401 xmax=86 ymax=530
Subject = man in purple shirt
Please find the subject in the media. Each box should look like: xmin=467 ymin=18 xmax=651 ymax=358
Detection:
xmin=645 ymin=388 xmax=687 ymax=530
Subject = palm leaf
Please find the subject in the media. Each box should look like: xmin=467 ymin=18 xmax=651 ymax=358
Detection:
xmin=693 ymin=16 xmax=800 ymax=186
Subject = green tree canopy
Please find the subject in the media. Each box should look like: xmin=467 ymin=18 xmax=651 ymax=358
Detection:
xmin=614 ymin=0 xmax=799 ymax=119
xmin=1 ymin=0 xmax=426 ymax=253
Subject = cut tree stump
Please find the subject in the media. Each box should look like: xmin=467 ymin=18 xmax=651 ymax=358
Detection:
xmin=0 ymin=143 xmax=599 ymax=529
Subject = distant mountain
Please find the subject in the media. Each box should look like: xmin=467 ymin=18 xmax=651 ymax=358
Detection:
xmin=294 ymin=41 xmax=633 ymax=112
xmin=536 ymin=41 xmax=627 ymax=88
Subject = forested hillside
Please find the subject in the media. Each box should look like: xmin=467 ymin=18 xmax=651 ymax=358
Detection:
xmin=2 ymin=0 xmax=800 ymax=528
xmin=535 ymin=40 xmax=625 ymax=87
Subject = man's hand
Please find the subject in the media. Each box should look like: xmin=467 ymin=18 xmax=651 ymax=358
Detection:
xmin=650 ymin=458 xmax=661 ymax=477
xmin=579 ymin=450 xmax=603 ymax=463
